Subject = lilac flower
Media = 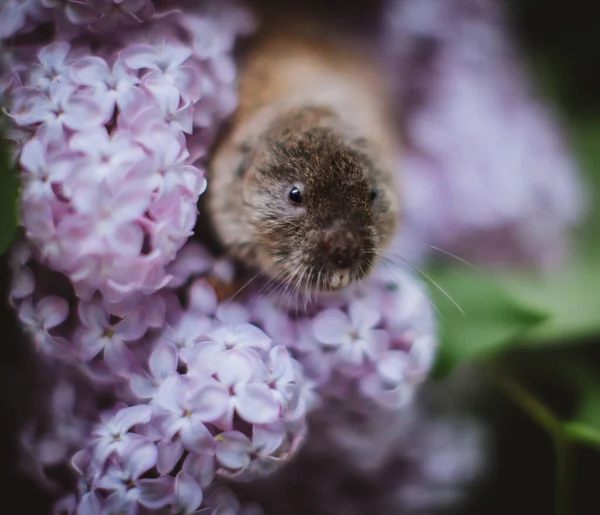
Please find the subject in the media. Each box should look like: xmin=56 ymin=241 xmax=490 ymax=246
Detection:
xmin=41 ymin=0 xmax=100 ymax=26
xmin=8 ymin=241 xmax=35 ymax=305
xmin=312 ymin=299 xmax=389 ymax=370
xmin=0 ymin=0 xmax=49 ymax=39
xmin=18 ymin=296 xmax=71 ymax=358
xmin=94 ymin=439 xmax=174 ymax=511
xmin=130 ymin=343 xmax=179 ymax=399
xmin=91 ymin=0 xmax=155 ymax=32
xmin=76 ymin=299 xmax=148 ymax=374
xmin=121 ymin=41 xmax=203 ymax=102
xmin=69 ymin=57 xmax=139 ymax=112
xmin=152 ymin=375 xmax=225 ymax=451
xmin=91 ymin=404 xmax=152 ymax=463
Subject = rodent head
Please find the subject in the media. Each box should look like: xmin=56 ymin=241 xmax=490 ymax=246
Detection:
xmin=232 ymin=120 xmax=398 ymax=292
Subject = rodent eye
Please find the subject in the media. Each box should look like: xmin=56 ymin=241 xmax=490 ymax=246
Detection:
xmin=369 ymin=189 xmax=378 ymax=202
xmin=289 ymin=186 xmax=303 ymax=204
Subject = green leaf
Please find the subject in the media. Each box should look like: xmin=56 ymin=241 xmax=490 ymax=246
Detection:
xmin=428 ymin=269 xmax=548 ymax=378
xmin=495 ymin=255 xmax=600 ymax=345
xmin=564 ymin=423 xmax=600 ymax=448
xmin=0 ymin=135 xmax=19 ymax=255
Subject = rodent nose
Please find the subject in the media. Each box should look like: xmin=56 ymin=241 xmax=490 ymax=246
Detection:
xmin=320 ymin=230 xmax=362 ymax=270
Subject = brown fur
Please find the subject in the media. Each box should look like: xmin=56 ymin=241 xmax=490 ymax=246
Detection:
xmin=206 ymin=20 xmax=400 ymax=291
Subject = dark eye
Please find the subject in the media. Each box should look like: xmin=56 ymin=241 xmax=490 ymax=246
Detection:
xmin=369 ymin=189 xmax=378 ymax=202
xmin=289 ymin=186 xmax=303 ymax=204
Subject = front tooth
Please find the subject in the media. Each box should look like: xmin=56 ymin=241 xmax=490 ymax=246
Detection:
xmin=331 ymin=270 xmax=350 ymax=289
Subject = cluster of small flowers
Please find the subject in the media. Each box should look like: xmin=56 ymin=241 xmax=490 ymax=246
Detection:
xmin=12 ymin=239 xmax=312 ymax=514
xmin=383 ymin=0 xmax=586 ymax=268
xmin=0 ymin=0 xmax=253 ymax=304
xmin=11 ymin=235 xmax=439 ymax=513
xmin=232 ymin=402 xmax=487 ymax=515
xmin=251 ymin=259 xmax=437 ymax=411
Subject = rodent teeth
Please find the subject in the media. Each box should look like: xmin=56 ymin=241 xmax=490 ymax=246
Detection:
xmin=331 ymin=270 xmax=350 ymax=289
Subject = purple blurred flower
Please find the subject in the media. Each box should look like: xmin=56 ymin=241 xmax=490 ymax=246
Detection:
xmin=76 ymin=299 xmax=147 ymax=374
xmin=94 ymin=439 xmax=173 ymax=511
xmin=0 ymin=0 xmax=49 ymax=39
xmin=18 ymin=296 xmax=71 ymax=358
xmin=383 ymin=0 xmax=585 ymax=268
xmin=91 ymin=404 xmax=152 ymax=463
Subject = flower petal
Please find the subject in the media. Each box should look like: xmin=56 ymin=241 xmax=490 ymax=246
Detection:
xmin=157 ymin=439 xmax=184 ymax=475
xmin=234 ymin=383 xmax=280 ymax=424
xmin=123 ymin=440 xmax=157 ymax=480
xmin=215 ymin=431 xmax=252 ymax=470
xmin=175 ymin=471 xmax=203 ymax=514
xmin=137 ymin=477 xmax=174 ymax=509
xmin=182 ymin=452 xmax=215 ymax=489
xmin=312 ymin=309 xmax=352 ymax=346
xmin=113 ymin=405 xmax=152 ymax=434
xmin=38 ymin=296 xmax=69 ymax=329
xmin=149 ymin=343 xmax=178 ymax=381
xmin=349 ymin=299 xmax=381 ymax=333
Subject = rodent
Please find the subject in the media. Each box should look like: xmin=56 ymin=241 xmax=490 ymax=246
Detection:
xmin=206 ymin=18 xmax=400 ymax=293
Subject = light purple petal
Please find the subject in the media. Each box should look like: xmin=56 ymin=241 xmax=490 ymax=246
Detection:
xmin=182 ymin=453 xmax=215 ymax=489
xmin=77 ymin=492 xmax=102 ymax=515
xmin=20 ymin=138 xmax=46 ymax=175
xmin=38 ymin=42 xmax=71 ymax=72
xmin=234 ymin=384 xmax=280 ymax=424
xmin=180 ymin=418 xmax=213 ymax=452
xmin=312 ymin=309 xmax=352 ymax=346
xmin=137 ymin=477 xmax=174 ymax=509
xmin=187 ymin=379 xmax=229 ymax=422
xmin=376 ymin=350 xmax=407 ymax=386
xmin=215 ymin=431 xmax=252 ymax=470
xmin=79 ymin=331 xmax=106 ymax=361
xmin=123 ymin=440 xmax=157 ymax=480
xmin=78 ymin=299 xmax=108 ymax=330
xmin=113 ymin=405 xmax=152 ymax=434
xmin=253 ymin=423 xmax=284 ymax=455
xmin=113 ymin=307 xmax=147 ymax=341
xmin=175 ymin=472 xmax=203 ymax=514
xmin=104 ymin=339 xmax=133 ymax=375
xmin=349 ymin=299 xmax=381 ymax=333
xmin=121 ymin=44 xmax=160 ymax=70
xmin=268 ymin=346 xmax=295 ymax=383
xmin=129 ymin=374 xmax=156 ymax=399
xmin=0 ymin=3 xmax=27 ymax=39
xmin=214 ymin=350 xmax=257 ymax=387
xmin=37 ymin=296 xmax=69 ymax=329
xmin=157 ymin=439 xmax=184 ymax=475
xmin=189 ymin=279 xmax=218 ymax=315
xmin=154 ymin=375 xmax=181 ymax=411
xmin=149 ymin=343 xmax=178 ymax=381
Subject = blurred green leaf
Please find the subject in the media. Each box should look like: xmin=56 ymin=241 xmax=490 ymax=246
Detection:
xmin=429 ymin=270 xmax=548 ymax=378
xmin=0 ymin=136 xmax=19 ymax=255
xmin=496 ymin=255 xmax=600 ymax=345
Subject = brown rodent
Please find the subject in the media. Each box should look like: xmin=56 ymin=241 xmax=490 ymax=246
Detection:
xmin=206 ymin=20 xmax=400 ymax=292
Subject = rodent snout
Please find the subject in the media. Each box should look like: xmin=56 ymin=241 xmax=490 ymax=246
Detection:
xmin=319 ymin=229 xmax=362 ymax=270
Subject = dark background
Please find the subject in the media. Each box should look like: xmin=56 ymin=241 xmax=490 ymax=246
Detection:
xmin=1 ymin=0 xmax=599 ymax=512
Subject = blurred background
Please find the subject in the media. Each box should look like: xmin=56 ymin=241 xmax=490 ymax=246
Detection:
xmin=1 ymin=0 xmax=599 ymax=513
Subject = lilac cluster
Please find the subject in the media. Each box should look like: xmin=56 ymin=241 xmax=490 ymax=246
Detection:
xmin=10 ymin=235 xmax=439 ymax=513
xmin=250 ymin=261 xmax=437 ymax=411
xmin=12 ymin=240 xmax=312 ymax=514
xmin=1 ymin=1 xmax=252 ymax=304
xmin=383 ymin=0 xmax=586 ymax=268
xmin=232 ymin=401 xmax=487 ymax=515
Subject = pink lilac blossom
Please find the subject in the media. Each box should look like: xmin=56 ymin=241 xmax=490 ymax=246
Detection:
xmin=1 ymin=2 xmax=250 ymax=305
xmin=383 ymin=0 xmax=586 ymax=268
